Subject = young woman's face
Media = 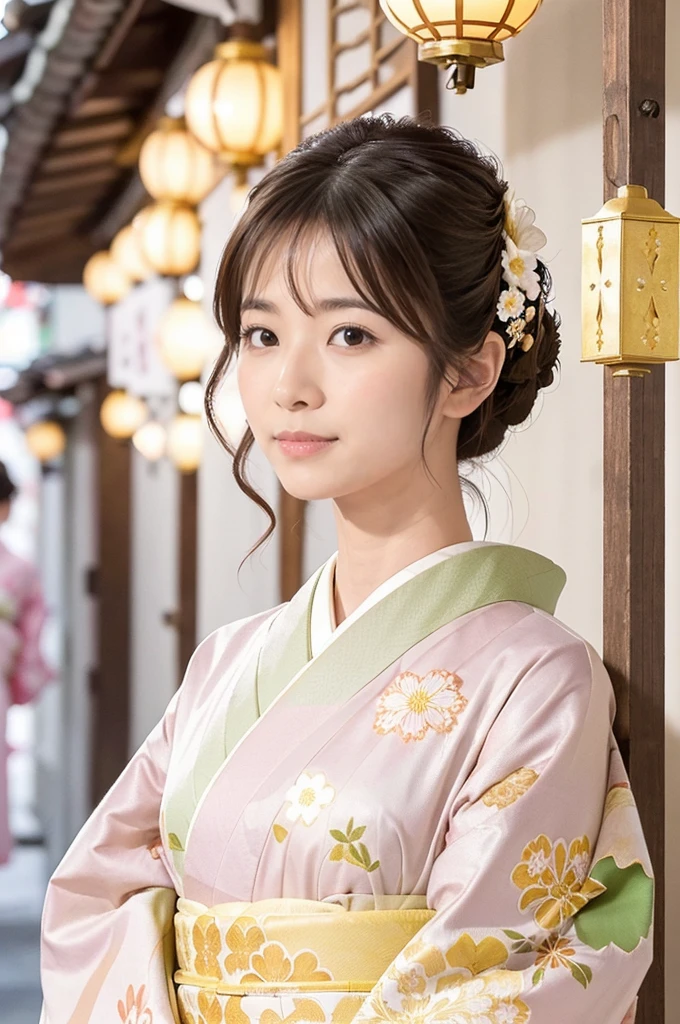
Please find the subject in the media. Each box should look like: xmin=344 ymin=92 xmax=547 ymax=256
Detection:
xmin=236 ymin=229 xmax=460 ymax=507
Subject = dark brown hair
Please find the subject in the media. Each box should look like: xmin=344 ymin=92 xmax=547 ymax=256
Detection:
xmin=0 ymin=461 xmax=17 ymax=503
xmin=205 ymin=114 xmax=561 ymax=568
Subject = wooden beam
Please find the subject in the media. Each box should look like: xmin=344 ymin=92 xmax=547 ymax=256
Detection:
xmin=30 ymin=166 xmax=118 ymax=196
xmin=40 ymin=144 xmax=121 ymax=174
xmin=178 ymin=471 xmax=198 ymax=683
xmin=90 ymin=374 xmax=132 ymax=806
xmin=52 ymin=116 xmax=135 ymax=149
xmin=602 ymin=1 xmax=665 ymax=1020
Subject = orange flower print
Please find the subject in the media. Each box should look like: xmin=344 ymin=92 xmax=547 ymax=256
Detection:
xmin=511 ymin=834 xmax=607 ymax=929
xmin=117 ymin=984 xmax=153 ymax=1024
xmin=373 ymin=670 xmax=468 ymax=743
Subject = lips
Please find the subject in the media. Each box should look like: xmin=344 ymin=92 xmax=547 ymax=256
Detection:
xmin=275 ymin=431 xmax=337 ymax=441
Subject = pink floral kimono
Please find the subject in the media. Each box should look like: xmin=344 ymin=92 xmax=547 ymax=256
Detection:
xmin=0 ymin=536 xmax=53 ymax=863
xmin=40 ymin=541 xmax=653 ymax=1024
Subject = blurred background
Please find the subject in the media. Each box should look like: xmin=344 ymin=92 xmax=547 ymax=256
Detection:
xmin=0 ymin=0 xmax=677 ymax=1021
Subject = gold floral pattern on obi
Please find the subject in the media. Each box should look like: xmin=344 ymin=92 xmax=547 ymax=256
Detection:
xmin=193 ymin=916 xmax=222 ymax=977
xmin=242 ymin=943 xmax=333 ymax=985
xmin=117 ymin=984 xmax=153 ymax=1024
xmin=224 ymin=918 xmax=266 ymax=973
xmin=373 ymin=933 xmax=527 ymax=1024
xmin=261 ymin=998 xmax=327 ymax=1024
xmin=511 ymin=834 xmax=607 ymax=929
xmin=178 ymin=989 xmax=248 ymax=1024
xmin=360 ymin=975 xmax=529 ymax=1024
xmin=373 ymin=670 xmax=468 ymax=743
xmin=481 ymin=768 xmax=539 ymax=809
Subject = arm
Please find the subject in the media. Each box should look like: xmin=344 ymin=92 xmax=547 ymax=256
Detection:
xmin=8 ymin=566 xmax=54 ymax=705
xmin=354 ymin=635 xmax=653 ymax=1024
xmin=40 ymin=686 xmax=182 ymax=1024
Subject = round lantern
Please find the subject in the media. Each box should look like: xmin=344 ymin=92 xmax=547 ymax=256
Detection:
xmin=178 ymin=380 xmax=204 ymax=416
xmin=137 ymin=201 xmax=201 ymax=277
xmin=167 ymin=414 xmax=203 ymax=473
xmin=25 ymin=420 xmax=66 ymax=463
xmin=157 ymin=298 xmax=215 ymax=381
xmin=132 ymin=420 xmax=166 ymax=462
xmin=83 ymin=251 xmax=131 ymax=305
xmin=100 ymin=390 xmax=148 ymax=440
xmin=379 ymin=0 xmax=544 ymax=93
xmin=139 ymin=116 xmax=216 ymax=205
xmin=185 ymin=40 xmax=283 ymax=164
xmin=110 ymin=224 xmax=153 ymax=284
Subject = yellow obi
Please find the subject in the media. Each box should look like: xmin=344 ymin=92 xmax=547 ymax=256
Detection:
xmin=174 ymin=896 xmax=435 ymax=1024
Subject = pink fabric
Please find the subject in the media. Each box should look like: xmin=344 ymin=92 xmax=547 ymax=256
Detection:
xmin=40 ymin=598 xmax=653 ymax=1023
xmin=0 ymin=538 xmax=54 ymax=863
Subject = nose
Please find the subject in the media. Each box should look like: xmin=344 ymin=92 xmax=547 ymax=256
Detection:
xmin=272 ymin=339 xmax=325 ymax=410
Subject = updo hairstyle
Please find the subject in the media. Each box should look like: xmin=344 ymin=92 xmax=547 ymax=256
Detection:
xmin=206 ymin=114 xmax=561 ymax=565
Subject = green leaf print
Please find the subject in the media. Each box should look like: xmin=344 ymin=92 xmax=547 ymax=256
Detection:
xmin=568 ymin=961 xmax=593 ymax=989
xmin=532 ymin=968 xmax=545 ymax=987
xmin=574 ymin=856 xmax=654 ymax=953
xmin=167 ymin=833 xmax=184 ymax=851
xmin=330 ymin=829 xmax=348 ymax=843
xmin=328 ymin=820 xmax=381 ymax=874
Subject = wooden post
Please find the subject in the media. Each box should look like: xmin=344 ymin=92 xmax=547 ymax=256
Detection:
xmin=91 ymin=375 xmax=132 ymax=807
xmin=178 ymin=469 xmax=198 ymax=681
xmin=602 ymin=2 xmax=665 ymax=1019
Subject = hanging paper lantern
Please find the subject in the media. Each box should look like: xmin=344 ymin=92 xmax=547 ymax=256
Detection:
xmin=379 ymin=0 xmax=544 ymax=93
xmin=178 ymin=380 xmax=204 ymax=416
xmin=100 ymin=390 xmax=148 ymax=440
xmin=83 ymin=251 xmax=131 ymax=305
xmin=157 ymin=297 xmax=215 ymax=381
xmin=136 ymin=201 xmax=201 ymax=277
xmin=139 ymin=116 xmax=217 ymax=205
xmin=25 ymin=420 xmax=66 ymax=463
xmin=110 ymin=225 xmax=153 ymax=284
xmin=132 ymin=420 xmax=167 ymax=462
xmin=167 ymin=414 xmax=203 ymax=473
xmin=185 ymin=40 xmax=283 ymax=164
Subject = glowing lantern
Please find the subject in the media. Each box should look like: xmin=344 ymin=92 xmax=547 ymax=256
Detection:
xmin=25 ymin=421 xmax=66 ymax=463
xmin=83 ymin=251 xmax=131 ymax=305
xmin=100 ymin=390 xmax=148 ymax=440
xmin=136 ymin=201 xmax=201 ymax=277
xmin=167 ymin=414 xmax=203 ymax=473
xmin=110 ymin=225 xmax=153 ymax=284
xmin=185 ymin=40 xmax=283 ymax=164
xmin=379 ymin=0 xmax=544 ymax=93
xmin=132 ymin=420 xmax=166 ymax=462
xmin=157 ymin=298 xmax=215 ymax=381
xmin=139 ymin=116 xmax=217 ymax=205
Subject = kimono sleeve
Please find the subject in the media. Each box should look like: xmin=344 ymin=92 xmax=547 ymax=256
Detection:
xmin=354 ymin=635 xmax=654 ymax=1024
xmin=40 ymin=680 xmax=185 ymax=1023
xmin=8 ymin=564 xmax=54 ymax=705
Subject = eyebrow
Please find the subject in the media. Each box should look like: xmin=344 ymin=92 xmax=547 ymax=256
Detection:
xmin=240 ymin=296 xmax=380 ymax=315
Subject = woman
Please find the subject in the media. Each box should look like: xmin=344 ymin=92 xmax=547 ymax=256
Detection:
xmin=40 ymin=116 xmax=653 ymax=1024
xmin=0 ymin=459 xmax=52 ymax=864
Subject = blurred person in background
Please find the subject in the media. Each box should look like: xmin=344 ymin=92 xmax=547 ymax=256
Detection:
xmin=0 ymin=458 xmax=53 ymax=864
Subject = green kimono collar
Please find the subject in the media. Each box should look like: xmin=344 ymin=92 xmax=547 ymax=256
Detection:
xmin=257 ymin=543 xmax=566 ymax=714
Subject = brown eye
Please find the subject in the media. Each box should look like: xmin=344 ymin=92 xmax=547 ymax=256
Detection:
xmin=240 ymin=327 xmax=277 ymax=348
xmin=330 ymin=325 xmax=376 ymax=348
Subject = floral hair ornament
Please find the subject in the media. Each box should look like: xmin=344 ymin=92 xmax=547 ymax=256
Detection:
xmin=496 ymin=190 xmax=548 ymax=355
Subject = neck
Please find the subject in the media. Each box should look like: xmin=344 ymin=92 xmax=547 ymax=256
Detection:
xmin=331 ymin=477 xmax=473 ymax=626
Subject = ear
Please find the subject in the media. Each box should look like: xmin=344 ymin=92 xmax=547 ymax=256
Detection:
xmin=441 ymin=331 xmax=507 ymax=420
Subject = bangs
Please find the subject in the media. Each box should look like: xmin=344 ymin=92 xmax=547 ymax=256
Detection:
xmin=214 ymin=172 xmax=446 ymax=355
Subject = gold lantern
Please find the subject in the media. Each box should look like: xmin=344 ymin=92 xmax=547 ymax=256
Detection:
xmin=139 ymin=116 xmax=217 ymax=205
xmin=136 ymin=201 xmax=201 ymax=277
xmin=379 ymin=0 xmax=544 ymax=93
xmin=83 ymin=251 xmax=131 ymax=305
xmin=110 ymin=225 xmax=153 ymax=284
xmin=185 ymin=40 xmax=283 ymax=164
xmin=25 ymin=421 xmax=66 ymax=463
xmin=157 ymin=298 xmax=215 ymax=381
xmin=132 ymin=420 xmax=166 ymax=462
xmin=582 ymin=185 xmax=680 ymax=377
xmin=100 ymin=390 xmax=148 ymax=440
xmin=167 ymin=414 xmax=203 ymax=473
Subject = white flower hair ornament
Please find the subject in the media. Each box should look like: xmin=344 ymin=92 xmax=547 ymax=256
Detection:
xmin=496 ymin=191 xmax=548 ymax=355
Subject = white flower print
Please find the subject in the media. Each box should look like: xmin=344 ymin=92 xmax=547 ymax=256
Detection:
xmin=497 ymin=287 xmax=526 ymax=323
xmin=373 ymin=669 xmax=468 ymax=743
xmin=284 ymin=771 xmax=335 ymax=826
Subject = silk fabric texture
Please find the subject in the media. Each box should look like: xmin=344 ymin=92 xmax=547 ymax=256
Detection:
xmin=0 ymin=537 xmax=53 ymax=863
xmin=40 ymin=541 xmax=653 ymax=1024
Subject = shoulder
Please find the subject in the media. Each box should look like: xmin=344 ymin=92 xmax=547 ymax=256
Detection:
xmin=177 ymin=602 xmax=289 ymax=707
